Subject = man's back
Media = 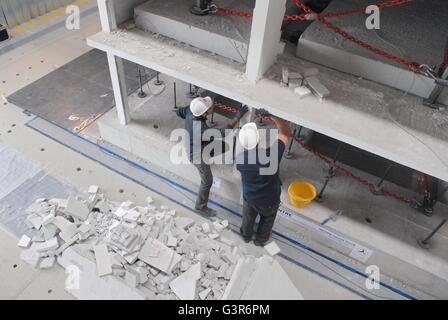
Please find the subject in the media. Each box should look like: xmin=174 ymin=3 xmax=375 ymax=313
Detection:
xmin=236 ymin=140 xmax=286 ymax=207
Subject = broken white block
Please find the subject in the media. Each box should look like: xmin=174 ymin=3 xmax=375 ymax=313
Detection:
xmin=27 ymin=214 xmax=43 ymax=230
xmin=289 ymin=79 xmax=302 ymax=89
xmin=288 ymin=72 xmax=303 ymax=80
xmin=43 ymin=224 xmax=59 ymax=241
xmin=175 ymin=217 xmax=195 ymax=230
xmin=209 ymin=233 xmax=219 ymax=240
xmin=34 ymin=237 xmax=59 ymax=252
xmin=65 ymin=197 xmax=90 ymax=221
xmin=125 ymin=270 xmax=139 ymax=288
xmin=213 ymin=221 xmax=224 ymax=232
xmin=49 ymin=198 xmax=68 ymax=210
xmin=302 ymin=67 xmax=319 ymax=78
xmin=306 ymin=76 xmax=330 ymax=99
xmin=294 ymin=86 xmax=312 ymax=99
xmin=146 ymin=196 xmax=154 ymax=204
xmin=169 ymin=263 xmax=201 ymax=300
xmin=199 ymin=288 xmax=212 ymax=300
xmin=113 ymin=207 xmax=128 ymax=218
xmin=166 ymin=234 xmax=178 ymax=248
xmin=264 ymin=242 xmax=281 ymax=256
xmin=202 ymin=223 xmax=211 ymax=234
xmin=138 ymin=238 xmax=181 ymax=274
xmin=39 ymin=256 xmax=56 ymax=269
xmin=59 ymin=223 xmax=79 ymax=243
xmin=124 ymin=252 xmax=139 ymax=264
xmin=221 ymin=220 xmax=229 ymax=228
xmin=88 ymin=185 xmax=99 ymax=194
xmin=282 ymin=67 xmax=289 ymax=84
xmin=134 ymin=266 xmax=149 ymax=284
xmin=124 ymin=209 xmax=141 ymax=222
xmin=121 ymin=201 xmax=134 ymax=210
xmin=94 ymin=243 xmax=113 ymax=277
xmin=32 ymin=232 xmax=45 ymax=243
xmin=41 ymin=213 xmax=55 ymax=226
xmin=18 ymin=235 xmax=31 ymax=248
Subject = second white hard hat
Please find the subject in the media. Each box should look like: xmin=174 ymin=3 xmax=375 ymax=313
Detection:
xmin=190 ymin=96 xmax=213 ymax=117
xmin=239 ymin=122 xmax=260 ymax=150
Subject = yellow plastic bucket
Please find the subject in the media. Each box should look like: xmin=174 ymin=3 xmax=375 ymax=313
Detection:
xmin=288 ymin=180 xmax=317 ymax=208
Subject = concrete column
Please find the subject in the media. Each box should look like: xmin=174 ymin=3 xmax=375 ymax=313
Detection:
xmin=246 ymin=0 xmax=287 ymax=83
xmin=98 ymin=0 xmax=117 ymax=33
xmin=107 ymin=52 xmax=130 ymax=125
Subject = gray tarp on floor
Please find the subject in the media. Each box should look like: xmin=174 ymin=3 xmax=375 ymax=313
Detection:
xmin=7 ymin=49 xmax=156 ymax=131
xmin=0 ymin=145 xmax=77 ymax=236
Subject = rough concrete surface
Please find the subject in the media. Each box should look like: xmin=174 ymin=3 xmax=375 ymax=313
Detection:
xmin=134 ymin=0 xmax=254 ymax=63
xmin=297 ymin=0 xmax=448 ymax=104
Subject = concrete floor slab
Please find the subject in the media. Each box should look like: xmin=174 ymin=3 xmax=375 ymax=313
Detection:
xmin=134 ymin=0 xmax=254 ymax=63
xmin=296 ymin=0 xmax=448 ymax=105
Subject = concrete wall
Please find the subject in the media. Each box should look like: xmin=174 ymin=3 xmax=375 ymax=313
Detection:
xmin=113 ymin=0 xmax=146 ymax=25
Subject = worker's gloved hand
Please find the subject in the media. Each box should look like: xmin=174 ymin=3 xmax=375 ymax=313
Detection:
xmin=256 ymin=108 xmax=272 ymax=117
xmin=235 ymin=105 xmax=249 ymax=121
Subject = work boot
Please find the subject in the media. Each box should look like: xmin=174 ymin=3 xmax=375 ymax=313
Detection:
xmin=195 ymin=206 xmax=217 ymax=217
xmin=253 ymin=239 xmax=268 ymax=247
xmin=239 ymin=228 xmax=252 ymax=243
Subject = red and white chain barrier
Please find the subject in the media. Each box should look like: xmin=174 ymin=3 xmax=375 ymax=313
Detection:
xmin=218 ymin=0 xmax=423 ymax=72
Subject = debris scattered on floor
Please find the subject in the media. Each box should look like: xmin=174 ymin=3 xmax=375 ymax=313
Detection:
xmin=18 ymin=187 xmax=298 ymax=300
xmin=264 ymin=241 xmax=281 ymax=257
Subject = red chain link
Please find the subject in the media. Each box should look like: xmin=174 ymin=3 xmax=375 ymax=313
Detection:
xmin=293 ymin=0 xmax=421 ymax=72
xmin=213 ymin=101 xmax=239 ymax=113
xmin=219 ymin=1 xmax=415 ymax=23
xmin=293 ymin=135 xmax=413 ymax=204
xmin=217 ymin=7 xmax=253 ymax=18
xmin=318 ymin=17 xmax=421 ymax=72
xmin=318 ymin=0 xmax=414 ymax=19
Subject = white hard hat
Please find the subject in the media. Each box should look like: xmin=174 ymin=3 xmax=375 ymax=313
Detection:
xmin=190 ymin=96 xmax=213 ymax=117
xmin=239 ymin=122 xmax=260 ymax=150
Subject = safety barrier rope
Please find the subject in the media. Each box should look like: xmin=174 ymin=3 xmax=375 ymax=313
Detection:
xmin=217 ymin=0 xmax=422 ymax=72
xmin=212 ymin=102 xmax=413 ymax=204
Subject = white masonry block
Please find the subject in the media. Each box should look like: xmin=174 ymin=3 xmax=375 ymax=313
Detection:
xmin=294 ymin=86 xmax=312 ymax=99
xmin=18 ymin=235 xmax=31 ymax=248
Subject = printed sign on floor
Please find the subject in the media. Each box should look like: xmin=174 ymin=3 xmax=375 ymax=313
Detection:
xmin=277 ymin=206 xmax=374 ymax=263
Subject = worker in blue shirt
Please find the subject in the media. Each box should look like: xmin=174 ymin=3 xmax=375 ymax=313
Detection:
xmin=176 ymin=96 xmax=248 ymax=217
xmin=236 ymin=116 xmax=292 ymax=246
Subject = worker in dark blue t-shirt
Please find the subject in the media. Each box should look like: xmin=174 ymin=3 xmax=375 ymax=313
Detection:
xmin=236 ymin=116 xmax=292 ymax=246
xmin=176 ymin=96 xmax=248 ymax=217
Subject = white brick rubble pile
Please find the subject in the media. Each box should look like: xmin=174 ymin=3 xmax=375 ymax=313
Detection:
xmin=17 ymin=186 xmax=284 ymax=300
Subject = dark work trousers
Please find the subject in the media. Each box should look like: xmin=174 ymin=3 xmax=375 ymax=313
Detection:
xmin=241 ymin=201 xmax=280 ymax=244
xmin=193 ymin=163 xmax=213 ymax=210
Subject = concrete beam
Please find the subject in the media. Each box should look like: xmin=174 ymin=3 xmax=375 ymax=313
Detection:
xmin=106 ymin=52 xmax=130 ymax=125
xmin=246 ymin=0 xmax=286 ymax=83
xmin=86 ymin=30 xmax=448 ymax=182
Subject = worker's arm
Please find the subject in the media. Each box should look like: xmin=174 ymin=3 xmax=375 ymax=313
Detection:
xmin=271 ymin=117 xmax=292 ymax=146
xmin=175 ymin=106 xmax=189 ymax=119
xmin=217 ymin=105 xmax=249 ymax=136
